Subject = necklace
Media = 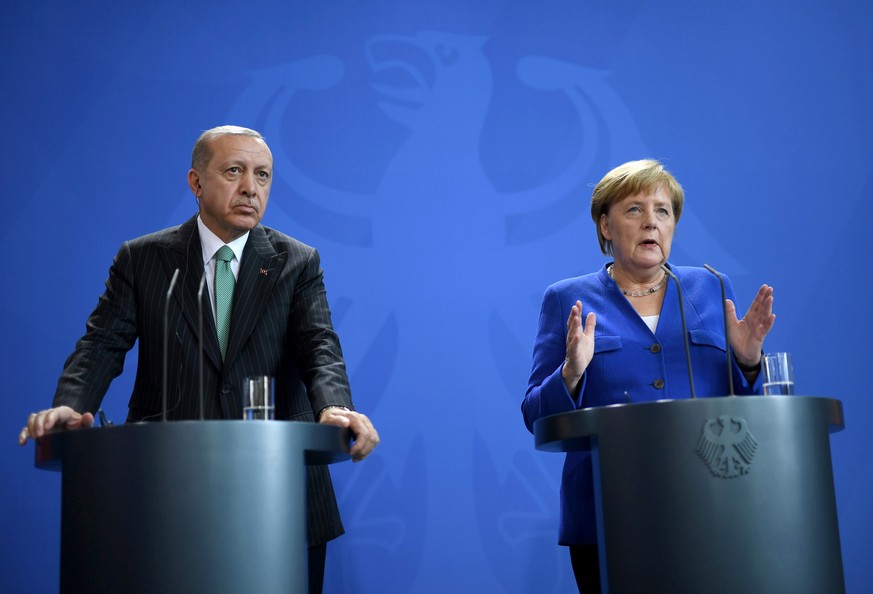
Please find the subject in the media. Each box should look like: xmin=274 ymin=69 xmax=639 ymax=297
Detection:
xmin=607 ymin=264 xmax=667 ymax=298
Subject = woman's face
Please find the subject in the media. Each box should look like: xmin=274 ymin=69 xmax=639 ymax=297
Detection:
xmin=600 ymin=185 xmax=675 ymax=272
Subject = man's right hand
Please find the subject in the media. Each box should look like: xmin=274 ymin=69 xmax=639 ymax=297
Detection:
xmin=18 ymin=406 xmax=94 ymax=446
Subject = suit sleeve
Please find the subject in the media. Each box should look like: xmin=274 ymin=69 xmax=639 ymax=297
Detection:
xmin=521 ymin=285 xmax=585 ymax=433
xmin=53 ymin=241 xmax=139 ymax=413
xmin=288 ymin=248 xmax=353 ymax=415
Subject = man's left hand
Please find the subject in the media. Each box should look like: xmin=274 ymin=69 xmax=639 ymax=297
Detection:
xmin=319 ymin=408 xmax=380 ymax=462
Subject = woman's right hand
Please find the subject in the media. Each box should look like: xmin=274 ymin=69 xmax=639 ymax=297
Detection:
xmin=562 ymin=300 xmax=596 ymax=395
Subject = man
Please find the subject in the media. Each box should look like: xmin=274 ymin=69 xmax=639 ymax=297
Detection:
xmin=19 ymin=125 xmax=379 ymax=593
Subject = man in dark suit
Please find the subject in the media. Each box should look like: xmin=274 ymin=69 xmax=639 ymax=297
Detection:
xmin=19 ymin=125 xmax=379 ymax=594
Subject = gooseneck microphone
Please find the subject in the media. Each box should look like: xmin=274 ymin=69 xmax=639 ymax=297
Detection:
xmin=163 ymin=268 xmax=181 ymax=421
xmin=703 ymin=264 xmax=735 ymax=396
xmin=197 ymin=274 xmax=207 ymax=420
xmin=660 ymin=265 xmax=696 ymax=399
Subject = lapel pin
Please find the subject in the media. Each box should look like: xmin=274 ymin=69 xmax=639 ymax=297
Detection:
xmin=259 ymin=268 xmax=269 ymax=276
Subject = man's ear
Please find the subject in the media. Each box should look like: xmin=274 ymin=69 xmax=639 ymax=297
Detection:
xmin=187 ymin=169 xmax=202 ymax=198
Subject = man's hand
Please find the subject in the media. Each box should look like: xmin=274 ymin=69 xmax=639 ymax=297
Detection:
xmin=18 ymin=406 xmax=94 ymax=446
xmin=318 ymin=408 xmax=380 ymax=462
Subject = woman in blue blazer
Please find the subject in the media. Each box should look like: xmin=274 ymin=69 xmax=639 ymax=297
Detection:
xmin=522 ymin=159 xmax=775 ymax=592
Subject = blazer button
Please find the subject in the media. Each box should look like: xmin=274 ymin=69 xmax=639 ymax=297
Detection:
xmin=649 ymin=343 xmax=662 ymax=353
xmin=221 ymin=384 xmax=231 ymax=394
xmin=653 ymin=379 xmax=665 ymax=389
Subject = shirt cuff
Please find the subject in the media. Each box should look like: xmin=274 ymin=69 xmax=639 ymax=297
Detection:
xmin=317 ymin=405 xmax=350 ymax=421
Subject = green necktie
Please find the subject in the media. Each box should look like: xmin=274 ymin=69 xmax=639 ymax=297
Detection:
xmin=214 ymin=245 xmax=235 ymax=360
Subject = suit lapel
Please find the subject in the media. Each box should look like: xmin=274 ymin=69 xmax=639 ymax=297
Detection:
xmin=162 ymin=216 xmax=223 ymax=371
xmin=224 ymin=225 xmax=286 ymax=367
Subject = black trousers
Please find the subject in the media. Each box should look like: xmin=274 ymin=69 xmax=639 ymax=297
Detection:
xmin=569 ymin=544 xmax=601 ymax=593
xmin=309 ymin=543 xmax=327 ymax=594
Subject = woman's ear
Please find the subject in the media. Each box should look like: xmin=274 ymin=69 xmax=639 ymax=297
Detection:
xmin=600 ymin=213 xmax=611 ymax=241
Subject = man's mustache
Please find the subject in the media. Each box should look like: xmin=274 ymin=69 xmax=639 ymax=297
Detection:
xmin=231 ymin=196 xmax=259 ymax=210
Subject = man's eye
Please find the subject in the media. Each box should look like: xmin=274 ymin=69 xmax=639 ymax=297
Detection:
xmin=258 ymin=171 xmax=270 ymax=180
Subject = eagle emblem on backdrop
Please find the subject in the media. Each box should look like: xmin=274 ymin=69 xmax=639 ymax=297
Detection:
xmin=202 ymin=27 xmax=749 ymax=594
xmin=696 ymin=415 xmax=759 ymax=478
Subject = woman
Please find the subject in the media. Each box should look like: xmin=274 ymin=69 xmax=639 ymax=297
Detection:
xmin=521 ymin=159 xmax=775 ymax=592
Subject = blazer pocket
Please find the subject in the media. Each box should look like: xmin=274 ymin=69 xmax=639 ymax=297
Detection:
xmin=689 ymin=329 xmax=727 ymax=352
xmin=594 ymin=335 xmax=622 ymax=354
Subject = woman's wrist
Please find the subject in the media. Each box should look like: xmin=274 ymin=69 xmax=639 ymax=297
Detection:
xmin=562 ymin=361 xmax=585 ymax=396
xmin=735 ymin=353 xmax=762 ymax=372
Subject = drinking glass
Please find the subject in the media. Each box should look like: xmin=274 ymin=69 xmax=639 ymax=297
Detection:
xmin=762 ymin=352 xmax=795 ymax=396
xmin=242 ymin=376 xmax=275 ymax=420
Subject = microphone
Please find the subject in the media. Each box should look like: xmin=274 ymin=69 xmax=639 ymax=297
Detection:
xmin=197 ymin=273 xmax=207 ymax=420
xmin=163 ymin=268 xmax=180 ymax=421
xmin=660 ymin=265 xmax=696 ymax=399
xmin=97 ymin=409 xmax=114 ymax=427
xmin=703 ymin=264 xmax=735 ymax=396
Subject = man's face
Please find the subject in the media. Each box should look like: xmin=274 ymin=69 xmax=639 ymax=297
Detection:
xmin=188 ymin=134 xmax=273 ymax=243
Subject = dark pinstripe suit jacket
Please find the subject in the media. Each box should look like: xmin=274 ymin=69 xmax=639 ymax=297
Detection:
xmin=53 ymin=215 xmax=352 ymax=545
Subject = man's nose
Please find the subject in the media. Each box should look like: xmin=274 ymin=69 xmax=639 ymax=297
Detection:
xmin=239 ymin=171 xmax=256 ymax=196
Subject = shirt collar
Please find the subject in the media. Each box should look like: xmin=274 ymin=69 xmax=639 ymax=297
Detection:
xmin=197 ymin=216 xmax=249 ymax=265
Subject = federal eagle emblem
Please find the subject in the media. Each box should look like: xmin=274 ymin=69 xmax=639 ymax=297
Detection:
xmin=696 ymin=415 xmax=758 ymax=478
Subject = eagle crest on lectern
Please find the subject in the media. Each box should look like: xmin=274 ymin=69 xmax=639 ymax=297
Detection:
xmin=696 ymin=415 xmax=758 ymax=478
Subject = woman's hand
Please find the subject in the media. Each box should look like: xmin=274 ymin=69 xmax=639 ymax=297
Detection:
xmin=726 ymin=284 xmax=776 ymax=366
xmin=562 ymin=300 xmax=596 ymax=395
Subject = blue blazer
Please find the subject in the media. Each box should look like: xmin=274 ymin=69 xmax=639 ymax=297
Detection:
xmin=522 ymin=263 xmax=761 ymax=544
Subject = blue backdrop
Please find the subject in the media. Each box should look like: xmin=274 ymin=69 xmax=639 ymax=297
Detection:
xmin=3 ymin=1 xmax=871 ymax=591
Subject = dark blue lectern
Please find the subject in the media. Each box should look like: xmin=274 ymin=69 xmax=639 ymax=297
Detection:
xmin=534 ymin=396 xmax=845 ymax=594
xmin=36 ymin=421 xmax=350 ymax=594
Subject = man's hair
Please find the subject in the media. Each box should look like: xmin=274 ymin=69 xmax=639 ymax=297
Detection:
xmin=590 ymin=159 xmax=684 ymax=255
xmin=191 ymin=125 xmax=265 ymax=171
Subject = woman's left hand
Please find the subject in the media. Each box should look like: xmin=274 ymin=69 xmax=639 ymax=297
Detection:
xmin=726 ymin=284 xmax=776 ymax=366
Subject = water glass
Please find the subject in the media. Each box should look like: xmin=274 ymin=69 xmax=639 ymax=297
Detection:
xmin=762 ymin=352 xmax=795 ymax=396
xmin=242 ymin=376 xmax=275 ymax=420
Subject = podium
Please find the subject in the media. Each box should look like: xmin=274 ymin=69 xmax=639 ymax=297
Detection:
xmin=36 ymin=421 xmax=350 ymax=594
xmin=534 ymin=396 xmax=845 ymax=594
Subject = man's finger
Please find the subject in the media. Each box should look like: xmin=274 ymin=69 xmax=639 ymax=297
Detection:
xmin=346 ymin=414 xmax=379 ymax=461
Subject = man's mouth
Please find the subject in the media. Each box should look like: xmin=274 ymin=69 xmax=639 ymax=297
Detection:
xmin=233 ymin=201 xmax=258 ymax=212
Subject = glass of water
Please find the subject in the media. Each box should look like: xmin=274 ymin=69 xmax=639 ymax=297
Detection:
xmin=242 ymin=376 xmax=275 ymax=420
xmin=762 ymin=352 xmax=795 ymax=395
